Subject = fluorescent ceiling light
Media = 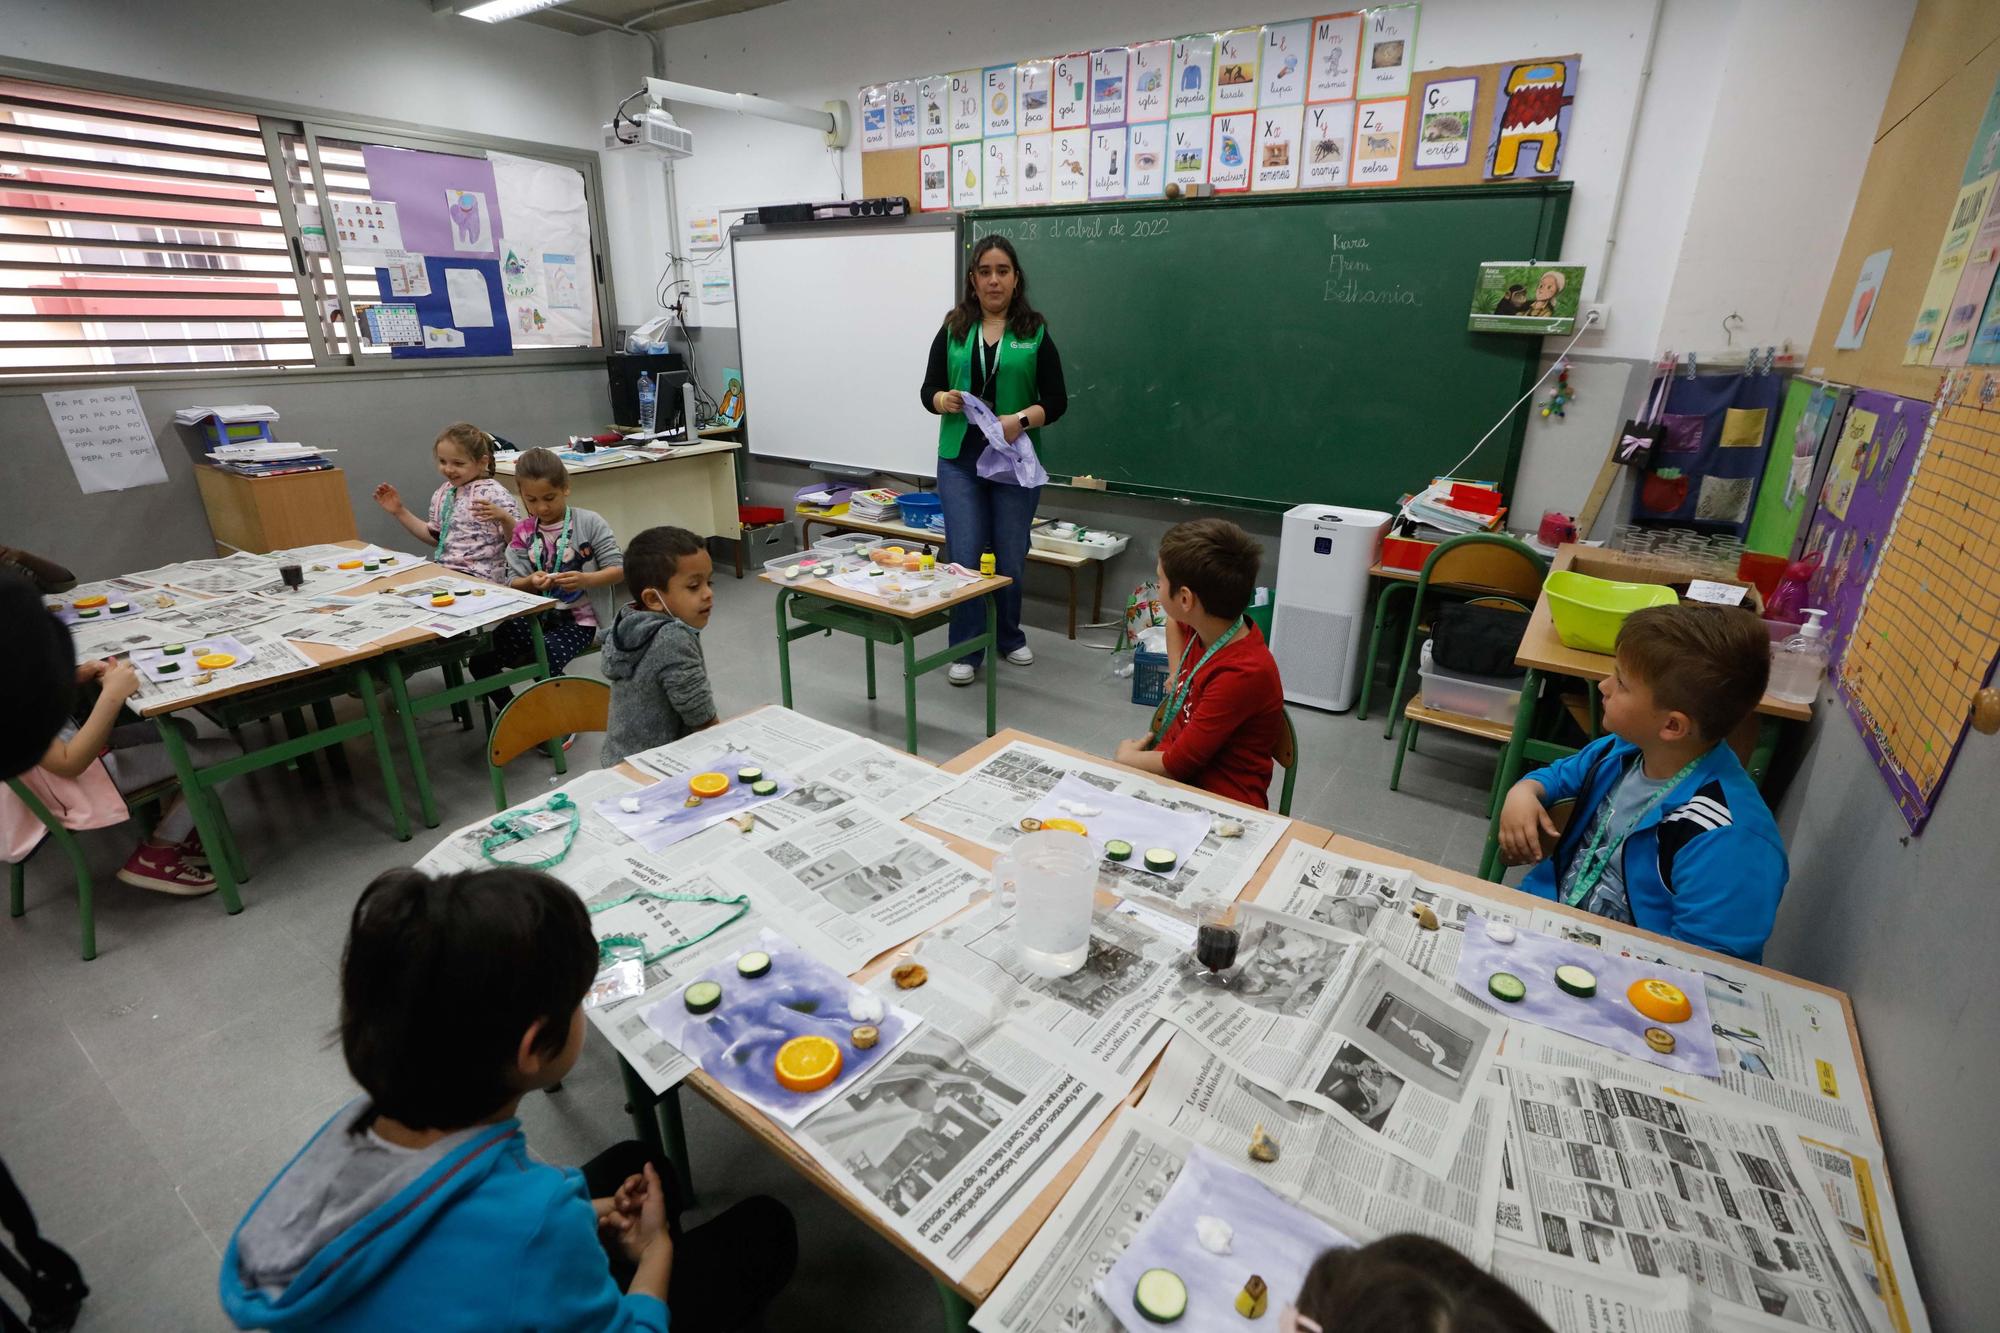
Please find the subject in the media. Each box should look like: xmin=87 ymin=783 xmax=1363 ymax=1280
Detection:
xmin=457 ymin=0 xmax=568 ymax=21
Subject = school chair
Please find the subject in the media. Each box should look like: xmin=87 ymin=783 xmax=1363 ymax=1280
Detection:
xmin=1148 ymin=699 xmax=1301 ymax=816
xmin=1376 ymin=533 xmax=1548 ymax=740
xmin=1387 ymin=593 xmax=1534 ymax=814
xmin=7 ymin=774 xmax=175 ymax=961
xmin=483 ymin=678 xmax=697 ymax=1202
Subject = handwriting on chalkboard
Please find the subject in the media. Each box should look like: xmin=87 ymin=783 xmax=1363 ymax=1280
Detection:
xmin=1322 ymin=234 xmax=1418 ymax=306
xmin=981 ymin=216 xmax=1172 ymax=244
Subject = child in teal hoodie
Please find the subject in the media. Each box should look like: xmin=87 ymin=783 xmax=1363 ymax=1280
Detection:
xmin=218 ymin=866 xmax=795 ymax=1331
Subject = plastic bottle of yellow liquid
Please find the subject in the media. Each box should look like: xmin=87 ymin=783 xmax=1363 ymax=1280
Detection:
xmin=1769 ymin=608 xmax=1829 ymax=705
xmin=979 ymin=551 xmax=996 ymax=576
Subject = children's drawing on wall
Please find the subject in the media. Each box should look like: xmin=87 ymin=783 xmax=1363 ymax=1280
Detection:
xmin=1469 ymin=262 xmax=1585 ymax=334
xmin=445 ymin=188 xmax=492 ymax=252
xmin=1486 ymin=58 xmax=1577 ymax=180
xmin=543 ymin=253 xmax=579 ymax=310
xmin=1835 ymin=249 xmax=1892 ymax=351
xmin=1819 ymin=405 xmax=1875 ymax=521
xmin=717 ymin=369 xmax=744 ymax=427
xmin=1785 ymin=383 xmax=1842 ymax=507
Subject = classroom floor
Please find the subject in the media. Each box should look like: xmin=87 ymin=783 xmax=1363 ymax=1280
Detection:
xmin=0 ymin=568 xmax=1500 ymax=1331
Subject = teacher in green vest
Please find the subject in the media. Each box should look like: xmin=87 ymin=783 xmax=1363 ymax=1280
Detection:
xmin=920 ymin=235 xmax=1069 ymax=686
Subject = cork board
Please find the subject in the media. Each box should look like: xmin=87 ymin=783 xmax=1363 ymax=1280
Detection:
xmin=860 ymin=147 xmax=921 ymax=208
xmin=1838 ymin=368 xmax=2000 ymax=832
xmin=1806 ymin=1 xmax=2000 ymax=399
xmin=1353 ymin=55 xmax=1580 ymax=192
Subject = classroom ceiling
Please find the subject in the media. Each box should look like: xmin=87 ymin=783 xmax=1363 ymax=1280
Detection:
xmin=520 ymin=0 xmax=791 ymax=35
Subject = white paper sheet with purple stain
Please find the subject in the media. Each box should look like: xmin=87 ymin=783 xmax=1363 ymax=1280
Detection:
xmin=1024 ymin=773 xmax=1212 ymax=878
xmin=1454 ymin=914 xmax=1719 ymax=1076
xmin=593 ymin=756 xmax=794 ymax=853
xmin=1099 ymin=1146 xmax=1351 ymax=1333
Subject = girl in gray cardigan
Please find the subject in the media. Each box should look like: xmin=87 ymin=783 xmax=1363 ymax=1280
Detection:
xmin=496 ymin=448 xmax=625 ymax=676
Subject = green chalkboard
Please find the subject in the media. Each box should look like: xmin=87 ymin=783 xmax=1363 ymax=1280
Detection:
xmin=962 ymin=184 xmax=1570 ymax=512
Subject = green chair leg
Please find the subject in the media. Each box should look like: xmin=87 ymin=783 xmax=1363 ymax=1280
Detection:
xmin=379 ymin=657 xmax=439 ymax=831
xmin=1481 ymin=667 xmax=1541 ymax=882
xmin=354 ymin=669 xmax=413 ymax=842
xmin=936 ymin=1279 xmax=976 ymax=1332
xmin=1390 ymin=716 xmax=1416 ymax=791
xmin=1356 ymin=581 xmax=1411 ymax=723
xmin=154 ymin=716 xmax=243 ymax=916
xmin=442 ymin=661 xmax=474 ymax=729
xmin=1278 ymin=762 xmax=1296 ymax=818
xmin=774 ymin=589 xmax=796 ymax=708
xmin=1383 ymin=618 xmax=1424 ymax=740
xmin=983 ymin=595 xmax=998 ymax=738
xmin=901 ymin=627 xmax=920 ymax=755
xmin=490 ymin=764 xmax=509 ymax=813
xmin=865 ymin=636 xmax=877 ymax=701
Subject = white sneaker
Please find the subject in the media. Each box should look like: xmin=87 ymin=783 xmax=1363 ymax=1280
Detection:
xmin=1005 ymin=645 xmax=1035 ymax=666
xmin=947 ymin=662 xmax=976 ymax=686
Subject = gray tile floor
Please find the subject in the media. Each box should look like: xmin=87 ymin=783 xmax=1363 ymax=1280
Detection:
xmin=1 ymin=569 xmax=1501 ymax=1331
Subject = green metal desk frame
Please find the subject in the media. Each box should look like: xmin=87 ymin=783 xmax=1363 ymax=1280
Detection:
xmin=772 ymin=586 xmax=998 ymax=755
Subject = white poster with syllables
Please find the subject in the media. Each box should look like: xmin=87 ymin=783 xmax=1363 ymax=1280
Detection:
xmin=1360 ymin=3 xmax=1420 ymax=98
xmin=984 ymin=136 xmax=1018 ymax=206
xmin=1017 ymin=133 xmax=1053 ymax=205
xmin=949 ymin=70 xmax=982 ymax=141
xmin=1213 ymin=28 xmax=1261 ymax=113
xmin=1308 ymin=12 xmax=1363 ymax=103
xmin=1259 ymin=19 xmax=1311 ymax=106
xmin=1089 ymin=126 xmax=1128 ymax=201
xmin=983 ymin=65 xmax=1017 ymax=138
xmin=1051 ymin=130 xmax=1089 ymax=202
xmin=1303 ymin=100 xmax=1356 ymax=189
xmin=951 ymin=141 xmax=983 ymax=207
xmin=918 ymin=145 xmax=950 ymax=211
xmin=1166 ymin=116 xmax=1211 ymax=190
xmin=1127 ymin=40 xmax=1171 ymax=123
xmin=1052 ymin=54 xmax=1088 ymax=129
xmin=1127 ymin=122 xmax=1167 ymax=198
xmin=1170 ymin=34 xmax=1215 ymax=116
xmin=1251 ymin=104 xmax=1303 ymax=192
xmin=1017 ymin=59 xmax=1052 ymax=134
xmin=917 ymin=76 xmax=949 ymax=144
xmin=1352 ymin=97 xmax=1408 ymax=185
xmin=1208 ymin=111 xmax=1253 ymax=191
xmin=1089 ymin=47 xmax=1128 ymax=126
xmin=889 ymin=80 xmax=920 ymax=148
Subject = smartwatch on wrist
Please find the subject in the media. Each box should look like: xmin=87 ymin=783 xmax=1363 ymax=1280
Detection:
xmin=1017 ymin=414 xmax=1031 ymax=433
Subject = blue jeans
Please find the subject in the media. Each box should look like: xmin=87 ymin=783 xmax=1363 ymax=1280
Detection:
xmin=936 ymin=451 xmax=1039 ymax=662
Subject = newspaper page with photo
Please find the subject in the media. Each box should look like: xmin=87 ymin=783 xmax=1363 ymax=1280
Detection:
xmin=1792 ymin=1134 xmax=1929 ymax=1333
xmin=808 ymin=737 xmax=965 ymax=819
xmin=1526 ymin=911 xmax=1870 ymax=1140
xmin=628 ymin=704 xmax=854 ymax=782
xmin=1139 ymin=1037 xmax=1502 ymax=1263
xmin=915 ymin=899 xmax=1180 ymax=1088
xmin=130 ymin=621 xmax=322 ymax=710
xmin=912 ymin=739 xmax=1287 ymax=914
xmin=723 ymin=804 xmax=985 ymax=973
xmin=1489 ymin=1246 xmax=1705 ymax=1333
xmin=793 ymin=969 xmax=1125 ymax=1283
xmin=1487 ymin=1061 xmax=1879 ymax=1333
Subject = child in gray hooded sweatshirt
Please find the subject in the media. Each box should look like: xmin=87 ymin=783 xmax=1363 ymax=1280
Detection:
xmin=600 ymin=526 xmax=717 ymax=768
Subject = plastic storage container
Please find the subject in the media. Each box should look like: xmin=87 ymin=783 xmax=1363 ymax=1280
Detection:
xmin=812 ymin=532 xmax=884 ymax=558
xmin=762 ymin=550 xmax=852 ymax=580
xmin=1030 ymin=528 xmax=1130 ymax=560
xmin=1544 ymin=570 xmax=1679 ymax=654
xmin=1418 ymin=640 xmax=1523 ymax=722
xmin=1131 ymin=643 xmax=1170 ymax=708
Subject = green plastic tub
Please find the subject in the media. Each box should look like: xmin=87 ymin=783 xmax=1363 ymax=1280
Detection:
xmin=1544 ymin=570 xmax=1678 ymax=655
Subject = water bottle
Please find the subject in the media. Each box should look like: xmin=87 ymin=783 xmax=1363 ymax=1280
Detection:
xmin=636 ymin=372 xmax=657 ymax=433
xmin=1769 ymin=608 xmax=1830 ymax=704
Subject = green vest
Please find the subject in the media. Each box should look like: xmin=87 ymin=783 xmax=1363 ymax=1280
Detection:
xmin=939 ymin=322 xmax=1044 ymax=460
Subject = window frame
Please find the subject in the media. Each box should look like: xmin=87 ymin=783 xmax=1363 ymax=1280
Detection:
xmin=0 ymin=55 xmax=619 ymax=392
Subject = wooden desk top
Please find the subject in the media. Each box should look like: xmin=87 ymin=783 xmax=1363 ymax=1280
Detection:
xmin=759 ymin=568 xmax=1012 ymax=619
xmin=1516 ymin=544 xmax=1813 ymax=723
xmin=802 ymin=512 xmax=1094 ymax=568
xmin=1368 ymin=560 xmax=1420 ymax=583
xmin=494 ymin=440 xmax=739 ymax=477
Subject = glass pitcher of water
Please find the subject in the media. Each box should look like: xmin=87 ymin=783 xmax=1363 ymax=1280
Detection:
xmin=996 ymin=830 xmax=1097 ymax=978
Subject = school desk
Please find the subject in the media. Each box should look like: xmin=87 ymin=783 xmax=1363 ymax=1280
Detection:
xmin=797 ymin=511 xmax=1105 ymax=640
xmin=131 ymin=545 xmax=555 ymax=911
xmin=1476 ymin=543 xmax=1814 ymax=881
xmin=601 ymin=723 xmax=1334 ymax=1332
xmin=494 ymin=441 xmax=742 ymax=548
xmin=762 ymin=569 xmax=1011 ymax=755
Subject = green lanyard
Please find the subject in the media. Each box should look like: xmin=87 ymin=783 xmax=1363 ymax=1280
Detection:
xmin=590 ymin=889 xmax=751 ymax=964
xmin=433 ymin=485 xmax=460 ymax=561
xmin=1147 ymin=617 xmax=1244 ymax=748
xmin=529 ymin=508 xmax=572 ymax=573
xmin=479 ymin=793 xmax=580 ymax=869
xmin=1560 ymin=757 xmax=1699 ymax=908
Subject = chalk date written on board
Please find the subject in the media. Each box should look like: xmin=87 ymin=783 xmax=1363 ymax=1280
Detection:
xmin=980 ymin=217 xmax=1170 ymax=243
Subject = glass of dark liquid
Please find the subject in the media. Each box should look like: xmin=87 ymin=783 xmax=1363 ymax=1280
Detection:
xmin=279 ymin=563 xmax=304 ymax=592
xmin=1194 ymin=909 xmax=1240 ymax=974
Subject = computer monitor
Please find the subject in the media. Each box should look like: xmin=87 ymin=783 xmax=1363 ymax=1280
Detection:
xmin=606 ymin=352 xmax=692 ymax=436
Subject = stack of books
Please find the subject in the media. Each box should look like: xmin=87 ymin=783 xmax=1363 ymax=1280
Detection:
xmin=1395 ymin=479 xmax=1505 ymax=542
xmin=206 ymin=442 xmax=337 ymax=478
xmin=847 ymin=488 xmax=903 ymax=522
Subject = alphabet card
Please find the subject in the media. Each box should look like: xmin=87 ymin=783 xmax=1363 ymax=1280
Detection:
xmin=1167 ymin=116 xmax=1211 ymax=191
xmin=951 ymin=141 xmax=982 ymax=208
xmin=1170 ymin=35 xmax=1215 ymax=116
xmin=918 ymin=145 xmax=949 ymax=211
xmin=1128 ymin=122 xmax=1167 ymax=197
xmin=1018 ymin=59 xmax=1052 ymax=134
xmin=859 ymin=85 xmax=888 ymax=152
xmin=889 ymin=80 xmax=920 ymax=148
xmin=1053 ymin=54 xmax=1088 ymax=130
xmin=1414 ymin=76 xmax=1476 ymax=169
xmin=949 ymin=70 xmax=981 ymax=141
xmin=1353 ymin=98 xmax=1407 ymax=185
xmin=1486 ymin=57 xmax=1576 ymax=180
xmin=1017 ymin=132 xmax=1053 ymax=205
xmin=1128 ymin=40 xmax=1171 ymax=123
xmin=1308 ymin=12 xmax=1362 ymax=103
xmin=1214 ymin=29 xmax=1260 ymax=113
xmin=1259 ymin=20 xmax=1310 ymax=106
xmin=984 ymin=65 xmax=1017 ymax=138
xmin=1090 ymin=126 xmax=1127 ymax=200
xmin=1252 ymin=105 xmax=1303 ymax=191
xmin=1360 ymin=4 xmax=1419 ymax=98
xmin=1303 ymin=101 xmax=1355 ymax=189
xmin=984 ymin=137 xmax=1017 ymax=205
xmin=918 ymin=76 xmax=949 ymax=144
xmin=1209 ymin=112 xmax=1253 ymax=191
xmin=1090 ymin=48 xmax=1128 ymax=126
xmin=1052 ymin=130 xmax=1089 ymax=202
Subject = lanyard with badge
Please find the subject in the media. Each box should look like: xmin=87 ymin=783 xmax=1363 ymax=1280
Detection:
xmin=1559 ymin=756 xmax=1699 ymax=907
xmin=1146 ymin=617 xmax=1245 ymax=748
xmin=531 ymin=509 xmax=580 ymax=603
xmin=433 ymin=485 xmax=460 ymax=561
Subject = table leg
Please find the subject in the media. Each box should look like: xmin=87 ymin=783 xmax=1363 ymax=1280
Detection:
xmin=1480 ymin=666 xmax=1540 ymax=881
xmin=355 ymin=668 xmax=412 ymax=842
xmin=984 ymin=594 xmax=998 ymax=738
xmin=153 ymin=717 xmax=243 ymax=915
xmin=901 ymin=623 xmax=920 ymax=755
xmin=379 ymin=655 xmax=440 ymax=831
xmin=774 ymin=588 xmax=796 ymax=708
xmin=865 ymin=635 xmax=877 ymax=701
xmin=617 ymin=1057 xmax=695 ymax=1204
xmin=441 ymin=660 xmax=473 ymax=729
xmin=279 ymin=707 xmax=318 ymax=782
xmin=1066 ymin=564 xmax=1078 ymax=639
xmin=935 ymin=1280 xmax=975 ymax=1332
xmin=311 ymin=699 xmax=352 ymax=779
xmin=1746 ymin=715 xmax=1781 ymax=787
xmin=1093 ymin=559 xmax=1105 ymax=626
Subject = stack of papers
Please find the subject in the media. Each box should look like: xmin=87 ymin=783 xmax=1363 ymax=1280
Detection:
xmin=174 ymin=404 xmax=279 ymax=425
xmin=207 ymin=441 xmax=335 ymax=477
xmin=847 ymin=487 xmax=903 ymax=521
xmin=1398 ymin=479 xmax=1503 ymax=538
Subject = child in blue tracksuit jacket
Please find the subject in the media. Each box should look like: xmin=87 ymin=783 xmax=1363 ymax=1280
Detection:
xmin=218 ymin=866 xmax=795 ymax=1332
xmin=1497 ymin=604 xmax=1788 ymax=963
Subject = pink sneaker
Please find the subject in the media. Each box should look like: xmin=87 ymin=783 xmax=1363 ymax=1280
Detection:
xmin=175 ymin=831 xmax=210 ymax=869
xmin=117 ymin=843 xmax=217 ymax=896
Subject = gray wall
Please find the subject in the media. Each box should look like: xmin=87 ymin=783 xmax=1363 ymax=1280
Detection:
xmin=1767 ymin=705 xmax=2000 ymax=1323
xmin=5 ymin=364 xmax=612 ymax=581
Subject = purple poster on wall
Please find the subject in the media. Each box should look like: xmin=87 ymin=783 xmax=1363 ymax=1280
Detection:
xmin=359 ymin=145 xmax=503 ymax=260
xmin=1800 ymin=388 xmax=1932 ymax=671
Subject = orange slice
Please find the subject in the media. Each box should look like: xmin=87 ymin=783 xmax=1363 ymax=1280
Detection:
xmin=195 ymin=652 xmax=237 ymax=669
xmin=337 ymin=560 xmax=364 ymax=570
xmin=1627 ymin=978 xmax=1692 ymax=1024
xmin=73 ymin=595 xmax=108 ymax=609
xmin=689 ymin=771 xmax=730 ymax=799
xmin=1040 ymin=818 xmax=1089 ymax=836
xmin=430 ymin=593 xmax=456 ymax=607
xmin=774 ymin=1035 xmax=843 ymax=1093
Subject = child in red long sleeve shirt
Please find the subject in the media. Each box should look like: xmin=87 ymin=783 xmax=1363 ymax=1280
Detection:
xmin=1116 ymin=519 xmax=1286 ymax=808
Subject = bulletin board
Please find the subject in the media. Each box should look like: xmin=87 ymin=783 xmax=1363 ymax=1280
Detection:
xmin=1802 ymin=388 xmax=1932 ymax=668
xmin=1837 ymin=368 xmax=2000 ymax=832
xmin=859 ymin=147 xmax=922 ymax=207
xmin=1361 ymin=55 xmax=1580 ymax=190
